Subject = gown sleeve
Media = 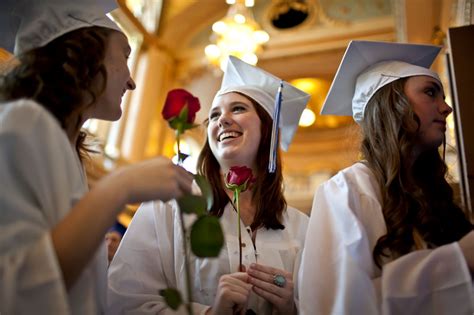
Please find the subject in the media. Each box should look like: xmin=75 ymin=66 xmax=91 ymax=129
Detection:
xmin=299 ymin=166 xmax=474 ymax=315
xmin=0 ymin=100 xmax=81 ymax=314
xmin=107 ymin=201 xmax=211 ymax=315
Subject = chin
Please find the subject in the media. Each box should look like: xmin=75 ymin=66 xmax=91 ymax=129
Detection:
xmin=110 ymin=110 xmax=123 ymax=121
xmin=98 ymin=107 xmax=122 ymax=121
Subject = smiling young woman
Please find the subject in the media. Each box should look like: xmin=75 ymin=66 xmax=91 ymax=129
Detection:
xmin=107 ymin=56 xmax=311 ymax=315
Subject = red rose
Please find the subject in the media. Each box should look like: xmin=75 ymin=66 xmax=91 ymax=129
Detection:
xmin=225 ymin=166 xmax=255 ymax=192
xmin=162 ymin=89 xmax=201 ymax=125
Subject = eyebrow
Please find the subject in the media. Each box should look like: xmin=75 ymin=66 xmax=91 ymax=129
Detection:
xmin=430 ymin=81 xmax=441 ymax=91
xmin=427 ymin=80 xmax=445 ymax=98
xmin=209 ymin=108 xmax=219 ymax=116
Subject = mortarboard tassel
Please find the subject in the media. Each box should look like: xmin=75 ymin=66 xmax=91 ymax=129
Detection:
xmin=268 ymin=80 xmax=283 ymax=173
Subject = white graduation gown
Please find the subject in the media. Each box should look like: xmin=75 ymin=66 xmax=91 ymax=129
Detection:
xmin=0 ymin=99 xmax=107 ymax=315
xmin=299 ymin=162 xmax=474 ymax=315
xmin=107 ymin=200 xmax=308 ymax=315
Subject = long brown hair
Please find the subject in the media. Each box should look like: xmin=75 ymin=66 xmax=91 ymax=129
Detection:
xmin=197 ymin=94 xmax=286 ymax=230
xmin=360 ymin=78 xmax=473 ymax=267
xmin=0 ymin=26 xmax=114 ymax=161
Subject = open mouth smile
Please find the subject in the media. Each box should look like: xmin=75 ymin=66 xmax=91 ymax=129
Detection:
xmin=218 ymin=131 xmax=242 ymax=142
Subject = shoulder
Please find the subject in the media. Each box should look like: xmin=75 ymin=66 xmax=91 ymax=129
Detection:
xmin=0 ymin=99 xmax=65 ymax=142
xmin=285 ymin=206 xmax=309 ymax=225
xmin=323 ymin=162 xmax=380 ymax=202
xmin=312 ymin=162 xmax=386 ymax=246
xmin=282 ymin=206 xmax=309 ymax=239
xmin=1 ymin=99 xmax=57 ymax=126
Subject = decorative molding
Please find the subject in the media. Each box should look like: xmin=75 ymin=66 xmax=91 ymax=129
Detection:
xmin=392 ymin=0 xmax=407 ymax=42
xmin=452 ymin=0 xmax=472 ymax=25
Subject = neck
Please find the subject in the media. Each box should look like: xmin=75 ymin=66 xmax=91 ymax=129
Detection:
xmin=65 ymin=116 xmax=86 ymax=146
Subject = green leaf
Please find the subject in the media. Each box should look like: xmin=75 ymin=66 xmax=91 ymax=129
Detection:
xmin=194 ymin=174 xmax=213 ymax=211
xmin=177 ymin=194 xmax=206 ymax=216
xmin=190 ymin=216 xmax=224 ymax=257
xmin=159 ymin=288 xmax=182 ymax=310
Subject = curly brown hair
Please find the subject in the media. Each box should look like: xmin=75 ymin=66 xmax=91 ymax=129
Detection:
xmin=0 ymin=26 xmax=115 ymax=161
xmin=197 ymin=93 xmax=286 ymax=230
xmin=360 ymin=78 xmax=473 ymax=267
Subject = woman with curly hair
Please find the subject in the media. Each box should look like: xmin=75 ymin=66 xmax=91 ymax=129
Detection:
xmin=0 ymin=1 xmax=192 ymax=314
xmin=299 ymin=41 xmax=474 ymax=314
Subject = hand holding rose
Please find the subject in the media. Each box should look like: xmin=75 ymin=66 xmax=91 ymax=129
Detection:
xmin=206 ymin=272 xmax=252 ymax=315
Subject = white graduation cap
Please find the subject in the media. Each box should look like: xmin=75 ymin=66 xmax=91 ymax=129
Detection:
xmin=320 ymin=40 xmax=442 ymax=123
xmin=213 ymin=56 xmax=310 ymax=152
xmin=0 ymin=0 xmax=121 ymax=55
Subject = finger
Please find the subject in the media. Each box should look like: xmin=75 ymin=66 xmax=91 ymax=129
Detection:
xmin=221 ymin=281 xmax=251 ymax=296
xmin=221 ymin=285 xmax=250 ymax=302
xmin=175 ymin=164 xmax=194 ymax=182
xmin=247 ymin=265 xmax=273 ymax=283
xmin=252 ymin=285 xmax=284 ymax=306
xmin=176 ymin=168 xmax=194 ymax=194
xmin=248 ymin=263 xmax=292 ymax=279
xmin=248 ymin=275 xmax=289 ymax=299
xmin=177 ymin=176 xmax=193 ymax=195
xmin=220 ymin=273 xmax=251 ymax=289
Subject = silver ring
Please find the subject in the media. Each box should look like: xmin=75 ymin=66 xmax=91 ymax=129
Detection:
xmin=273 ymin=274 xmax=286 ymax=288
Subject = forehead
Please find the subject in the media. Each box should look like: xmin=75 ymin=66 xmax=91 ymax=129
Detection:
xmin=211 ymin=91 xmax=255 ymax=110
xmin=406 ymin=75 xmax=442 ymax=87
xmin=107 ymin=31 xmax=130 ymax=51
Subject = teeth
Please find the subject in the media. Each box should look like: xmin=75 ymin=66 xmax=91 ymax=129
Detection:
xmin=219 ymin=131 xmax=240 ymax=142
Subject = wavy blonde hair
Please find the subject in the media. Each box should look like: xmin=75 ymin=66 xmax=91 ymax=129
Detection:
xmin=360 ymin=78 xmax=472 ymax=267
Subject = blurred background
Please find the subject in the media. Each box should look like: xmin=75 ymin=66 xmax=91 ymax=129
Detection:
xmin=62 ymin=0 xmax=473 ymax=222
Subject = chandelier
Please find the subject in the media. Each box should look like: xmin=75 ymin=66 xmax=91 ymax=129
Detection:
xmin=205 ymin=0 xmax=270 ymax=71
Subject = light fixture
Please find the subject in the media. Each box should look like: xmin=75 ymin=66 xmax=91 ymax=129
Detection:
xmin=299 ymin=108 xmax=316 ymax=127
xmin=205 ymin=0 xmax=270 ymax=71
xmin=291 ymin=78 xmax=353 ymax=128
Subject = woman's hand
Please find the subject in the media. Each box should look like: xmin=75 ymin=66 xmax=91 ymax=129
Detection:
xmin=207 ymin=272 xmax=252 ymax=315
xmin=107 ymin=156 xmax=194 ymax=204
xmin=247 ymin=263 xmax=296 ymax=315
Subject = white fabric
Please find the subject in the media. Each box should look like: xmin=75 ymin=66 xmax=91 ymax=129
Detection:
xmin=107 ymin=201 xmax=308 ymax=315
xmin=213 ymin=55 xmax=310 ymax=151
xmin=352 ymin=61 xmax=440 ymax=123
xmin=0 ymin=99 xmax=108 ymax=314
xmin=1 ymin=0 xmax=121 ymax=55
xmin=299 ymin=162 xmax=474 ymax=315
xmin=320 ymin=40 xmax=441 ymax=123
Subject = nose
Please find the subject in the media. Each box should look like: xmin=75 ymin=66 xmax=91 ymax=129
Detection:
xmin=440 ymin=99 xmax=452 ymax=116
xmin=217 ymin=112 xmax=232 ymax=128
xmin=127 ymin=77 xmax=136 ymax=91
